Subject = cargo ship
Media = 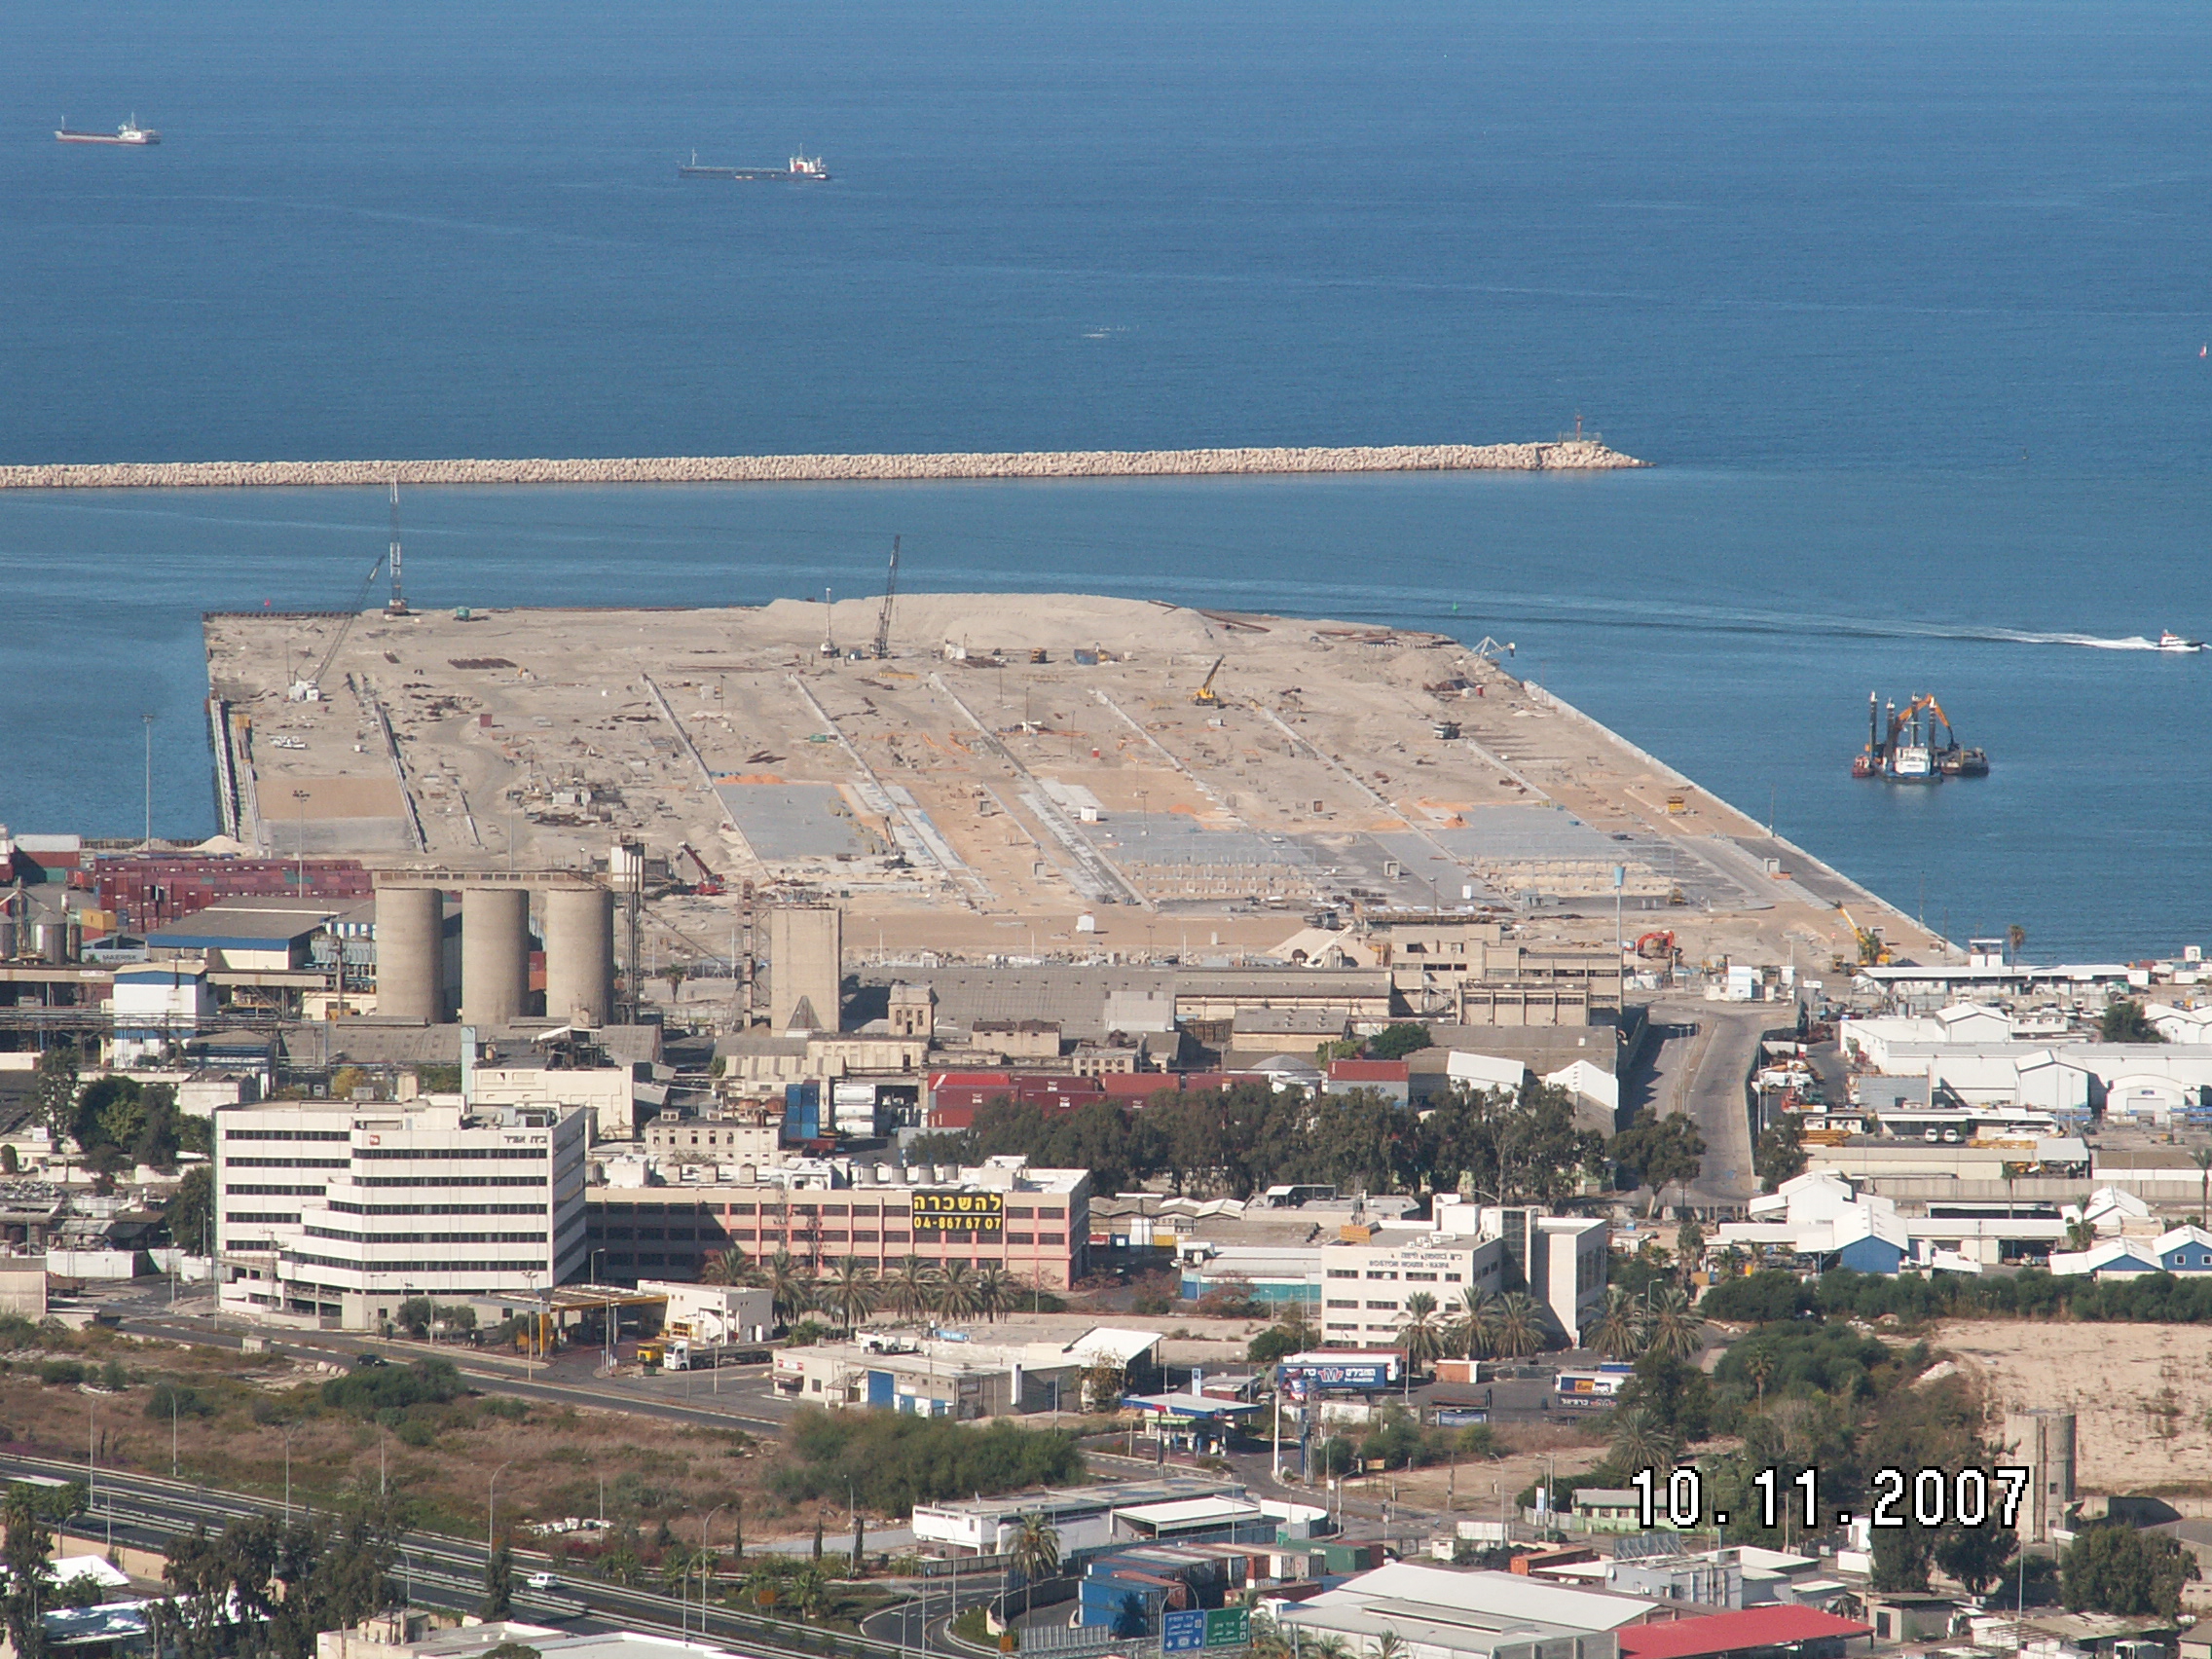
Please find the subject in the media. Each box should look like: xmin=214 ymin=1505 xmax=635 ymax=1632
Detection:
xmin=1852 ymin=691 xmax=1989 ymax=781
xmin=679 ymin=151 xmax=829 ymax=181
xmin=56 ymin=118 xmax=160 ymax=145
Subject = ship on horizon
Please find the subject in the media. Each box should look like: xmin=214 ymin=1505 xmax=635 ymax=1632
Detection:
xmin=56 ymin=117 xmax=160 ymax=146
xmin=679 ymin=151 xmax=829 ymax=181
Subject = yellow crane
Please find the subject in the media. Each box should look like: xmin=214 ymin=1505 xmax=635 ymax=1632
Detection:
xmin=1837 ymin=903 xmax=1891 ymax=966
xmin=1191 ymin=655 xmax=1225 ymax=707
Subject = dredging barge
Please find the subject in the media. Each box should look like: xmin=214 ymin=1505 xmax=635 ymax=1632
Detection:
xmin=1853 ymin=691 xmax=1990 ymax=781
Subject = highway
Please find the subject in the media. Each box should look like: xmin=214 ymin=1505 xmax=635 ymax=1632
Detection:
xmin=3 ymin=1451 xmax=992 ymax=1659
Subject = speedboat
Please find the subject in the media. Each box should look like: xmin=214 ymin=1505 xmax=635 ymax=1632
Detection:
xmin=2157 ymin=631 xmax=2205 ymax=653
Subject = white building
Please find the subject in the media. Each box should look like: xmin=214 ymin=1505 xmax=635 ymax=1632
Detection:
xmin=1717 ymin=1171 xmax=2068 ymax=1271
xmin=1318 ymin=1231 xmax=1508 ymax=1348
xmin=1278 ymin=1561 xmax=1652 ymax=1659
xmin=108 ymin=965 xmax=215 ymax=1065
xmin=639 ymin=1279 xmax=773 ymax=1344
xmin=472 ymin=1061 xmax=636 ymax=1140
xmin=1431 ymin=1199 xmax=1610 ymax=1344
xmin=216 ymin=1098 xmax=588 ymax=1329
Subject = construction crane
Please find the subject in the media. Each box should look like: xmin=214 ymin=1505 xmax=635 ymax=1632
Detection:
xmin=386 ymin=481 xmax=408 ymax=614
xmin=871 ymin=535 xmax=901 ymax=659
xmin=675 ymin=841 xmax=725 ymax=896
xmin=1191 ymin=654 xmax=1226 ymax=707
xmin=296 ymin=546 xmax=393 ymax=699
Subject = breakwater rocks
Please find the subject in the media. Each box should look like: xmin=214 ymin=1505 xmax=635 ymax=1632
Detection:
xmin=0 ymin=440 xmax=1644 ymax=491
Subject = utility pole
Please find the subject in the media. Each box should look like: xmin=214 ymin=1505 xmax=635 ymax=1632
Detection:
xmin=142 ymin=715 xmax=155 ymax=848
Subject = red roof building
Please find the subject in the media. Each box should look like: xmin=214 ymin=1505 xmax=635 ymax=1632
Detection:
xmin=1615 ymin=1606 xmax=1872 ymax=1659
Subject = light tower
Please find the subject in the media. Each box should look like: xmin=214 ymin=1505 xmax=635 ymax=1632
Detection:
xmin=386 ymin=481 xmax=408 ymax=614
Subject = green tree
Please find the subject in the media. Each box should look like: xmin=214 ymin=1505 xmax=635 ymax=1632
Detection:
xmin=821 ymin=1257 xmax=878 ymax=1332
xmin=1607 ymin=1407 xmax=1678 ymax=1478
xmin=1871 ymin=1526 xmax=1935 ymax=1592
xmin=1612 ymin=1109 xmax=1706 ymax=1214
xmin=2098 ymin=1000 xmax=2165 ymax=1044
xmin=1588 ymin=1287 xmax=1647 ymax=1361
xmin=1450 ymin=1288 xmax=1499 ymax=1359
xmin=763 ymin=1249 xmax=815 ymax=1327
xmin=1642 ymin=1287 xmax=1705 ymax=1361
xmin=483 ymin=1537 xmax=515 ymax=1618
xmin=1398 ymin=1291 xmax=1446 ymax=1377
xmin=2 ymin=1485 xmax=55 ymax=1659
xmin=33 ymin=1045 xmax=79 ymax=1152
xmin=1490 ymin=1292 xmax=1546 ymax=1358
xmin=1753 ymin=1116 xmax=1808 ymax=1190
xmin=884 ymin=1256 xmax=935 ymax=1322
xmin=931 ymin=1260 xmax=983 ymax=1322
xmin=1010 ymin=1511 xmax=1062 ymax=1615
xmin=166 ymin=1165 xmax=214 ymax=1254
xmin=976 ymin=1263 xmax=1018 ymax=1322
xmin=1365 ymin=1024 xmax=1435 ymax=1061
xmin=2061 ymin=1525 xmax=2199 ymax=1618
xmin=700 ymin=1246 xmax=756 ymax=1287
xmin=1936 ymin=1527 xmax=2018 ymax=1599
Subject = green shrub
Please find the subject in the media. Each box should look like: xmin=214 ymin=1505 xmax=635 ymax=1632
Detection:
xmin=321 ymin=1357 xmax=463 ymax=1418
xmin=37 ymin=1360 xmax=87 ymax=1386
xmin=773 ymin=1407 xmax=1083 ymax=1513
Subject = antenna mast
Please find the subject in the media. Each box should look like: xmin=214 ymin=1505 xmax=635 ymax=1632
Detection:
xmin=386 ymin=482 xmax=408 ymax=614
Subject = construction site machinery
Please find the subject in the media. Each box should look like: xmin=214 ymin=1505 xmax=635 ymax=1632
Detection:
xmin=1192 ymin=654 xmax=1225 ymax=707
xmin=870 ymin=535 xmax=900 ymax=659
xmin=293 ymin=540 xmax=398 ymax=701
xmin=1635 ymin=930 xmax=1677 ymax=962
xmin=675 ymin=841 xmax=725 ymax=896
xmin=1853 ymin=690 xmax=1990 ymax=780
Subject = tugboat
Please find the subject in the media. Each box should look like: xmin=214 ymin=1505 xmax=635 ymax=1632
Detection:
xmin=55 ymin=116 xmax=160 ymax=145
xmin=1853 ymin=691 xmax=1989 ymax=780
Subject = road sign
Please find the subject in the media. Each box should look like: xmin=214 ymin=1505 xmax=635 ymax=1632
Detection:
xmin=1204 ymin=1609 xmax=1251 ymax=1648
xmin=1162 ymin=1610 xmax=1207 ymax=1653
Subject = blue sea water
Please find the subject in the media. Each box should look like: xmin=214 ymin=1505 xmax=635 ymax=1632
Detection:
xmin=1 ymin=0 xmax=2209 ymax=960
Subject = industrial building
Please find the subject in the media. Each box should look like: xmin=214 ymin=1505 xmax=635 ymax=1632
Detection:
xmin=1277 ymin=1561 xmax=1659 ymax=1659
xmin=373 ymin=874 xmax=614 ymax=1028
xmin=771 ymin=1323 xmax=1159 ymax=1419
xmin=911 ymin=1475 xmax=1250 ymax=1557
xmin=214 ymin=1096 xmax=589 ymax=1329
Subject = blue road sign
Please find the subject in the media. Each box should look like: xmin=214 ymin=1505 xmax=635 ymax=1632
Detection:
xmin=1162 ymin=1609 xmax=1207 ymax=1652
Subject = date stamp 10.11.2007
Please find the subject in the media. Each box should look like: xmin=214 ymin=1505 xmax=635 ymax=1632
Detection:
xmin=1626 ymin=1466 xmax=2036 ymax=1532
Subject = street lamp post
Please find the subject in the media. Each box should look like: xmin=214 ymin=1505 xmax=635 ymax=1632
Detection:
xmin=488 ymin=1459 xmax=515 ymax=1584
xmin=292 ymin=790 xmax=312 ymax=889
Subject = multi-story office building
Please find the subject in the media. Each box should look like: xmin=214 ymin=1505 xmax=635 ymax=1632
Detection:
xmin=585 ymin=1157 xmax=1089 ymax=1288
xmin=215 ymin=1099 xmax=588 ymax=1329
xmin=1316 ymin=1233 xmax=1508 ymax=1348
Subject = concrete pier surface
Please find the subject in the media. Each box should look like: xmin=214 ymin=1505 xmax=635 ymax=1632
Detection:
xmin=0 ymin=439 xmax=1641 ymax=491
xmin=204 ymin=589 xmax=1932 ymax=979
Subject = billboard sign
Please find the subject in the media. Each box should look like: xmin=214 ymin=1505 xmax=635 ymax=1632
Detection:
xmin=911 ymin=1191 xmax=1005 ymax=1234
xmin=1277 ymin=1357 xmax=1395 ymax=1393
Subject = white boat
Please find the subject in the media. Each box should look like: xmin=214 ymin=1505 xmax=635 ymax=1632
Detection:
xmin=2157 ymin=631 xmax=2205 ymax=653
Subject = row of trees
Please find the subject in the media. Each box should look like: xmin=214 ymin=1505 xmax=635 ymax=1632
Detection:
xmin=1705 ymin=1265 xmax=2212 ymax=1326
xmin=701 ymin=1246 xmax=1043 ymax=1329
xmin=909 ymin=1078 xmax=1620 ymax=1202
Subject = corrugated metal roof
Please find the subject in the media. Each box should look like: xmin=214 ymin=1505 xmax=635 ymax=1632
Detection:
xmin=1615 ymin=1605 xmax=1870 ymax=1659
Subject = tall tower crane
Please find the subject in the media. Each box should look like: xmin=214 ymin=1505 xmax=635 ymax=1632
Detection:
xmin=871 ymin=535 xmax=901 ymax=659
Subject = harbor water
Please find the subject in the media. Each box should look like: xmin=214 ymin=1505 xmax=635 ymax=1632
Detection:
xmin=1 ymin=0 xmax=2209 ymax=961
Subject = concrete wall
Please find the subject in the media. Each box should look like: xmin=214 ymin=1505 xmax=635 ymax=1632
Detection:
xmin=771 ymin=906 xmax=842 ymax=1033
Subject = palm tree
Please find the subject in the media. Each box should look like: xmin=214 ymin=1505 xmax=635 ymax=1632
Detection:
xmin=1009 ymin=1511 xmax=1063 ymax=1616
xmin=2194 ymin=1146 xmax=2212 ymax=1224
xmin=659 ymin=1544 xmax=700 ymax=1597
xmin=1607 ymin=1406 xmax=1679 ymax=1477
xmin=701 ymin=1245 xmax=756 ymax=1287
xmin=1249 ymin=1614 xmax=1294 ymax=1659
xmin=1309 ymin=1636 xmax=1354 ymax=1659
xmin=1588 ymin=1287 xmax=1647 ymax=1362
xmin=885 ymin=1255 xmax=935 ymax=1322
xmin=976 ymin=1264 xmax=1018 ymax=1323
xmin=932 ymin=1260 xmax=983 ymax=1322
xmin=822 ymin=1257 xmax=879 ymax=1333
xmin=742 ymin=1563 xmax=782 ymax=1613
xmin=792 ymin=1563 xmax=831 ymax=1621
xmin=763 ymin=1249 xmax=814 ymax=1327
xmin=1450 ymin=1287 xmax=1499 ymax=1359
xmin=1490 ymin=1292 xmax=1545 ymax=1359
xmin=2064 ymin=1216 xmax=2095 ymax=1252
xmin=1398 ymin=1292 xmax=1445 ymax=1380
xmin=1643 ymin=1286 xmax=1704 ymax=1361
xmin=1372 ymin=1632 xmax=1407 ymax=1659
xmin=1744 ymin=1348 xmax=1775 ymax=1409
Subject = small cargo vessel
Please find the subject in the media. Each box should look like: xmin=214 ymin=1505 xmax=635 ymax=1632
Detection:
xmin=1852 ymin=690 xmax=1989 ymax=781
xmin=56 ymin=117 xmax=160 ymax=145
xmin=679 ymin=151 xmax=829 ymax=181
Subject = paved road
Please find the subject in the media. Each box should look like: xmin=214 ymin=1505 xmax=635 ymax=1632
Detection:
xmin=92 ymin=1286 xmax=799 ymax=1434
xmin=1642 ymin=994 xmax=1778 ymax=1213
xmin=11 ymin=1450 xmax=933 ymax=1659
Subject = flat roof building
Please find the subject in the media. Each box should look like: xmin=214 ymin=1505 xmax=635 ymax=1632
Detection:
xmin=215 ymin=1098 xmax=588 ymax=1329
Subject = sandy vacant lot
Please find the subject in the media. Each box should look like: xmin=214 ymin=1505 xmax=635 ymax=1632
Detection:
xmin=1933 ymin=1320 xmax=2212 ymax=1497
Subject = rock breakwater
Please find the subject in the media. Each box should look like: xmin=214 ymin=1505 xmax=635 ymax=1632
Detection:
xmin=0 ymin=440 xmax=1643 ymax=491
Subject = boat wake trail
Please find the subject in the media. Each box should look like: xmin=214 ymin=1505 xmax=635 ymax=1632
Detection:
xmin=1974 ymin=629 xmax=2162 ymax=651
